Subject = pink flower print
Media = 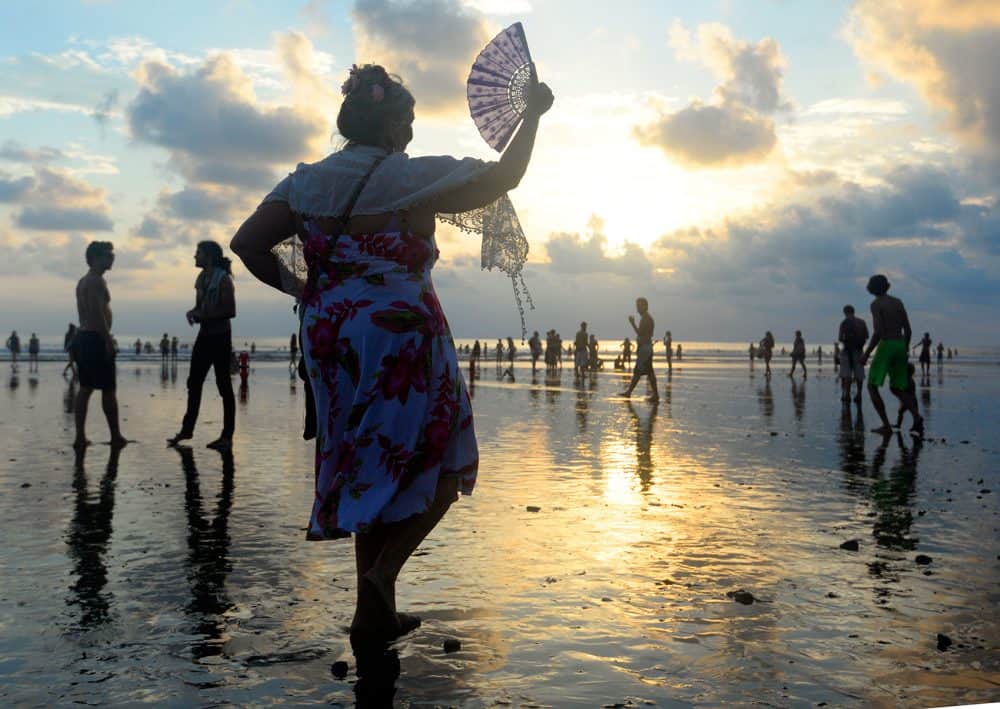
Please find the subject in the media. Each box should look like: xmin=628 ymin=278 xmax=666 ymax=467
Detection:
xmin=378 ymin=338 xmax=428 ymax=405
xmin=307 ymin=318 xmax=339 ymax=360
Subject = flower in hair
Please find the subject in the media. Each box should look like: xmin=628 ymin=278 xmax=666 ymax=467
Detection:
xmin=341 ymin=64 xmax=361 ymax=96
xmin=371 ymin=84 xmax=385 ymax=102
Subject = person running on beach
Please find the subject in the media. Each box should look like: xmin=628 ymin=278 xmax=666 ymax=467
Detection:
xmin=63 ymin=323 xmax=78 ymax=378
xmin=759 ymin=331 xmax=775 ymax=377
xmin=73 ymin=241 xmax=126 ymax=448
xmin=914 ymin=332 xmax=932 ymax=376
xmin=528 ymin=330 xmax=541 ymax=374
xmin=621 ymin=337 xmax=632 ymax=367
xmin=789 ymin=330 xmax=807 ymax=378
xmin=663 ymin=331 xmax=673 ymax=371
xmin=6 ymin=330 xmax=20 ymax=369
xmin=860 ymin=274 xmax=923 ymax=435
xmin=621 ymin=297 xmax=659 ymax=401
xmin=229 ymin=62 xmax=553 ymax=651
xmin=574 ymin=322 xmax=589 ymax=377
xmin=28 ymin=332 xmax=40 ymax=371
xmin=838 ymin=304 xmax=868 ymax=403
xmin=167 ymin=241 xmax=237 ymax=450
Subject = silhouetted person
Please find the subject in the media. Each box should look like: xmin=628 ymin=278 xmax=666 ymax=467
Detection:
xmin=895 ymin=363 xmax=918 ymax=429
xmin=238 ymin=350 xmax=249 ymax=386
xmin=167 ymin=241 xmax=236 ymax=450
xmin=947 ymin=347 xmax=953 ymax=359
xmin=759 ymin=331 xmax=775 ymax=377
xmin=676 ymin=343 xmax=682 ymax=361
xmin=134 ymin=338 xmax=142 ymax=357
xmin=63 ymin=323 xmax=78 ymax=379
xmin=621 ymin=297 xmax=659 ymax=401
xmin=289 ymin=332 xmax=298 ymax=366
xmin=171 ymin=335 xmax=179 ymax=360
xmin=528 ymin=330 xmax=541 ymax=374
xmin=588 ymin=334 xmax=600 ymax=370
xmin=6 ymin=330 xmax=19 ymax=369
xmin=160 ymin=333 xmax=170 ymax=361
xmin=817 ymin=345 xmax=823 ymax=367
xmin=501 ymin=336 xmax=516 ymax=381
xmin=833 ymin=341 xmax=841 ymax=370
xmin=574 ymin=322 xmax=589 ymax=377
xmin=470 ymin=339 xmax=481 ymax=380
xmin=73 ymin=241 xmax=126 ymax=448
xmin=663 ymin=331 xmax=672 ymax=370
xmin=622 ymin=337 xmax=633 ymax=367
xmin=860 ymin=274 xmax=922 ymax=435
xmin=789 ymin=330 xmax=807 ymax=378
xmin=914 ymin=332 xmax=932 ymax=376
xmin=936 ymin=342 xmax=944 ymax=364
xmin=838 ymin=304 xmax=868 ymax=403
xmin=28 ymin=332 xmax=40 ymax=371
xmin=250 ymin=341 xmax=256 ymax=356
xmin=748 ymin=341 xmax=756 ymax=369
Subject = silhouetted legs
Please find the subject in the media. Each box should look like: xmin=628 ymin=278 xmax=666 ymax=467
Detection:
xmin=74 ymin=386 xmax=125 ymax=448
xmin=869 ymin=382 xmax=922 ymax=435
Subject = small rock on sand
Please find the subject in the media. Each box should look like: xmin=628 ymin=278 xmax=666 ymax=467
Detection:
xmin=915 ymin=554 xmax=933 ymax=565
xmin=726 ymin=589 xmax=756 ymax=605
xmin=329 ymin=661 xmax=349 ymax=679
xmin=937 ymin=633 xmax=953 ymax=651
xmin=840 ymin=540 xmax=860 ymax=551
xmin=443 ymin=639 xmax=461 ymax=653
xmin=526 ymin=505 xmax=541 ymax=512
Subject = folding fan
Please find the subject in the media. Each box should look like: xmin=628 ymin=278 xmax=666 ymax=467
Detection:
xmin=467 ymin=22 xmax=536 ymax=152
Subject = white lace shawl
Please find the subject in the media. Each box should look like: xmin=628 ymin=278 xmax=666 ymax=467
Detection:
xmin=262 ymin=143 xmax=532 ymax=332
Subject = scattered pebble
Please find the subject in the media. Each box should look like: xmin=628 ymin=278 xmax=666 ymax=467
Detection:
xmin=329 ymin=660 xmax=349 ymax=679
xmin=526 ymin=505 xmax=541 ymax=512
xmin=20 ymin=482 xmax=31 ymax=488
xmin=915 ymin=554 xmax=933 ymax=565
xmin=443 ymin=638 xmax=461 ymax=653
xmin=826 ymin=592 xmax=839 ymax=598
xmin=937 ymin=633 xmax=953 ymax=651
xmin=839 ymin=540 xmax=860 ymax=551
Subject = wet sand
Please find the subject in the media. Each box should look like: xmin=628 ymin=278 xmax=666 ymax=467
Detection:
xmin=1 ymin=359 xmax=998 ymax=706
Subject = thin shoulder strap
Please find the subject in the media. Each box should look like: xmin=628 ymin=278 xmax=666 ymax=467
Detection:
xmin=293 ymin=155 xmax=386 ymax=238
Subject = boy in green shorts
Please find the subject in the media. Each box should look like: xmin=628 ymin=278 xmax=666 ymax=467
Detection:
xmin=860 ymin=274 xmax=923 ymax=436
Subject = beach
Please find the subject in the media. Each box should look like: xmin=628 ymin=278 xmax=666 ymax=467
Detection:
xmin=1 ymin=356 xmax=998 ymax=706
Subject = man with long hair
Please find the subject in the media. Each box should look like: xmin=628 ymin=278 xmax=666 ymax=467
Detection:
xmin=168 ymin=241 xmax=236 ymax=449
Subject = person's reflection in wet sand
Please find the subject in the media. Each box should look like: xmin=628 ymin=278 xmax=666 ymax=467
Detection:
xmin=173 ymin=444 xmax=234 ymax=659
xmin=838 ymin=403 xmax=866 ymax=493
xmin=160 ymin=360 xmax=169 ymax=387
xmin=757 ymin=378 xmax=774 ymax=423
xmin=870 ymin=433 xmax=922 ymax=552
xmin=353 ymin=647 xmax=400 ymax=706
xmin=66 ymin=445 xmax=120 ymax=628
xmin=575 ymin=384 xmax=589 ymax=433
xmin=170 ymin=359 xmax=178 ymax=386
xmin=239 ymin=380 xmax=249 ymax=405
xmin=627 ymin=400 xmax=657 ymax=493
xmin=661 ymin=371 xmax=672 ymax=418
xmin=791 ymin=378 xmax=806 ymax=422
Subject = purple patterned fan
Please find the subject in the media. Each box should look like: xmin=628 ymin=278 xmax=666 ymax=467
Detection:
xmin=467 ymin=22 xmax=536 ymax=152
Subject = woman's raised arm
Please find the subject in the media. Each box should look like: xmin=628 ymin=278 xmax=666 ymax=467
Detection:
xmin=431 ymin=82 xmax=553 ymax=215
xmin=230 ymin=200 xmax=297 ymax=292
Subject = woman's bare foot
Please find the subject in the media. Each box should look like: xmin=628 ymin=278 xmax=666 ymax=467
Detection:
xmin=167 ymin=431 xmax=193 ymax=446
xmin=206 ymin=436 xmax=232 ymax=450
xmin=395 ymin=612 xmax=421 ymax=638
xmin=72 ymin=438 xmax=92 ymax=450
xmin=351 ymin=571 xmax=401 ymax=646
xmin=109 ymin=435 xmax=128 ymax=448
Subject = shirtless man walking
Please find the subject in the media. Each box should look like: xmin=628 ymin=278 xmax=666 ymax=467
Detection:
xmin=860 ymin=274 xmax=923 ymax=435
xmin=73 ymin=241 xmax=126 ymax=448
xmin=621 ymin=297 xmax=659 ymax=401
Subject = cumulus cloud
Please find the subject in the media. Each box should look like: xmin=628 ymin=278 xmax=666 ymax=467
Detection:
xmin=546 ymin=216 xmax=654 ymax=278
xmin=848 ymin=0 xmax=1000 ymax=164
xmin=634 ymin=101 xmax=776 ymax=168
xmin=159 ymin=186 xmax=236 ymax=223
xmin=351 ymin=0 xmax=492 ymax=114
xmin=1 ymin=166 xmax=114 ymax=231
xmin=635 ymin=21 xmax=789 ymax=168
xmin=0 ymin=141 xmax=65 ymax=164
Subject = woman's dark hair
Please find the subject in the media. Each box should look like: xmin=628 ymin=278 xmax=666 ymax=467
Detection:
xmin=198 ymin=240 xmax=232 ymax=274
xmin=336 ymin=64 xmax=415 ymax=151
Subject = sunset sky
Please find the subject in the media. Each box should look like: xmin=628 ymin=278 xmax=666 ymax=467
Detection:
xmin=1 ymin=0 xmax=998 ymax=344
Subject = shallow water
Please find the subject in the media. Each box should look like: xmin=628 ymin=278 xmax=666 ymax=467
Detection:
xmin=1 ymin=359 xmax=998 ymax=707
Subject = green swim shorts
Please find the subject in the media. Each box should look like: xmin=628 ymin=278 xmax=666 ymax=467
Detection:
xmin=868 ymin=338 xmax=909 ymax=390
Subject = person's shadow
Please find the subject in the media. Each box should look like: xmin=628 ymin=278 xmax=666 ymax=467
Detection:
xmin=65 ymin=445 xmax=121 ymax=629
xmin=173 ymin=445 xmax=235 ymax=659
xmin=352 ymin=647 xmax=401 ymax=707
xmin=791 ymin=378 xmax=806 ymax=422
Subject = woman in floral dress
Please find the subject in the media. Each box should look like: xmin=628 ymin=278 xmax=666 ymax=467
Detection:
xmin=231 ymin=64 xmax=553 ymax=647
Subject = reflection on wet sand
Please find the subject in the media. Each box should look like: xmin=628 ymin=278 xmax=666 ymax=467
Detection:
xmin=757 ymin=378 xmax=774 ymax=421
xmin=66 ymin=446 xmax=121 ymax=629
xmin=174 ymin=445 xmax=235 ymax=659
xmin=627 ymin=400 xmax=657 ymax=493
xmin=791 ymin=378 xmax=805 ymax=422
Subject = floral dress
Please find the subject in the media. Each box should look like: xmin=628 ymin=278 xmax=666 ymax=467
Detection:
xmin=300 ymin=221 xmax=478 ymax=540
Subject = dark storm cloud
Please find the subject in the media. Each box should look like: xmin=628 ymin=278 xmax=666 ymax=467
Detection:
xmin=16 ymin=206 xmax=114 ymax=231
